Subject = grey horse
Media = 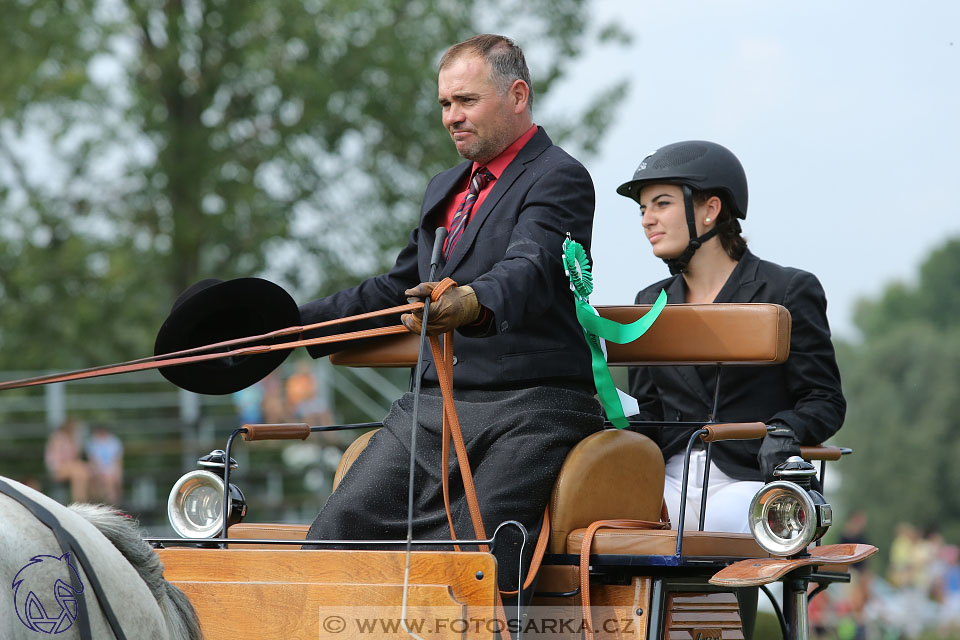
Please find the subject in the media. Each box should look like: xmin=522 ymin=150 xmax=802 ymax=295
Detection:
xmin=1 ymin=477 xmax=201 ymax=639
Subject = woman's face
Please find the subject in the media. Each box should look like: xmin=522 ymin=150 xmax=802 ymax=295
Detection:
xmin=638 ymin=183 xmax=692 ymax=260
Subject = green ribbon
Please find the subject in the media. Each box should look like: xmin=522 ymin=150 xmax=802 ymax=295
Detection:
xmin=563 ymin=236 xmax=667 ymax=428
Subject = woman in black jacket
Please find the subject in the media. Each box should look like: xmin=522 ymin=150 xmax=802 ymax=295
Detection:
xmin=616 ymin=140 xmax=846 ymax=532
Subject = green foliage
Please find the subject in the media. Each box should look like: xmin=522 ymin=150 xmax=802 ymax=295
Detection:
xmin=853 ymin=237 xmax=960 ymax=339
xmin=838 ymin=237 xmax=960 ymax=562
xmin=0 ymin=0 xmax=625 ymax=369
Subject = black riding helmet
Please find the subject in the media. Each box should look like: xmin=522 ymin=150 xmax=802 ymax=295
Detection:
xmin=616 ymin=140 xmax=748 ymax=275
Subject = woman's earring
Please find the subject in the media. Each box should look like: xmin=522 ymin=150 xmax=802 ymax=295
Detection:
xmin=705 ymin=217 xmax=712 ymax=224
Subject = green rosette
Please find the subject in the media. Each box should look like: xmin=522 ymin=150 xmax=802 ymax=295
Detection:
xmin=563 ymin=236 xmax=667 ymax=428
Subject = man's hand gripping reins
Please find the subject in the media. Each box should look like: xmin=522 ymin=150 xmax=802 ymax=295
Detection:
xmin=401 ymin=280 xmax=480 ymax=335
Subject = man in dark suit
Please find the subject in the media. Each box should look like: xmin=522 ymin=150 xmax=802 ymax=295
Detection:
xmin=617 ymin=140 xmax=846 ymax=532
xmin=299 ymin=34 xmax=603 ymax=587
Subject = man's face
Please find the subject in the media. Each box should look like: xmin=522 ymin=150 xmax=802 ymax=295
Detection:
xmin=438 ymin=54 xmax=519 ymax=164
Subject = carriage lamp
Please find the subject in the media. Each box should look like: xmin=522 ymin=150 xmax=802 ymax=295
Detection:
xmin=747 ymin=456 xmax=832 ymax=557
xmin=167 ymin=450 xmax=247 ymax=538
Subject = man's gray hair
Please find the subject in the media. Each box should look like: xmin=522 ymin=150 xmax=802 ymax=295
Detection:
xmin=439 ymin=34 xmax=534 ymax=112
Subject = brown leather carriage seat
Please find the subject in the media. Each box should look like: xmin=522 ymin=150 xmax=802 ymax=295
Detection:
xmin=327 ymin=303 xmax=791 ymax=560
xmin=548 ymin=429 xmax=770 ymax=559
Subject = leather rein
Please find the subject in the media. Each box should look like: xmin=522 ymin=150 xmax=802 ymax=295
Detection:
xmin=427 ymin=281 xmax=550 ymax=574
xmin=423 ymin=279 xmax=551 ymax=635
xmin=426 ymin=280 xmax=665 ymax=640
xmin=0 ymin=302 xmax=423 ymax=391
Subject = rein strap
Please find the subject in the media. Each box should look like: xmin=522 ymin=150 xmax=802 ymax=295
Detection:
xmin=426 ymin=277 xmax=554 ymax=633
xmin=0 ymin=302 xmax=424 ymax=391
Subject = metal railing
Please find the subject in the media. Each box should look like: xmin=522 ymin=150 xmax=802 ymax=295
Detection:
xmin=0 ymin=362 xmax=407 ymax=529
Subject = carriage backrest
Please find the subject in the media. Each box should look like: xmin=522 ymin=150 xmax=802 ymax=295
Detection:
xmin=330 ymin=303 xmax=792 ymax=368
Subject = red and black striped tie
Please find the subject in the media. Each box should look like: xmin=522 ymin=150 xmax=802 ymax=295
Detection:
xmin=445 ymin=167 xmax=493 ymax=259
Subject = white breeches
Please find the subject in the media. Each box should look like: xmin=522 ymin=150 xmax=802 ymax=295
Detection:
xmin=662 ymin=450 xmax=764 ymax=533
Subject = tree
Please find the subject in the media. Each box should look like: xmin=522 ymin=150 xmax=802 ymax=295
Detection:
xmin=836 ymin=238 xmax=960 ymax=558
xmin=0 ymin=0 xmax=627 ymax=369
xmin=852 ymin=237 xmax=960 ymax=340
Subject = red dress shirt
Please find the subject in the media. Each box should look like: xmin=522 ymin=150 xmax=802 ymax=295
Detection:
xmin=437 ymin=124 xmax=539 ymax=245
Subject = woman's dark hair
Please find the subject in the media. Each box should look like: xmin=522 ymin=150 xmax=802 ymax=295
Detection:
xmin=693 ymin=188 xmax=747 ymax=260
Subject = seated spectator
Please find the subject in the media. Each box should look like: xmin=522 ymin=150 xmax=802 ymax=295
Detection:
xmin=85 ymin=425 xmax=124 ymax=504
xmin=286 ymin=360 xmax=332 ymax=425
xmin=233 ymin=382 xmax=265 ymax=425
xmin=44 ymin=419 xmax=90 ymax=503
xmin=261 ymin=370 xmax=288 ymax=423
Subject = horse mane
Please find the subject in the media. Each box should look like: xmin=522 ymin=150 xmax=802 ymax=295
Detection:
xmin=69 ymin=504 xmax=202 ymax=640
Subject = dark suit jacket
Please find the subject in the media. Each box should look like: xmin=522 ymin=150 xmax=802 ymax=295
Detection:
xmin=300 ymin=127 xmax=596 ymax=389
xmin=627 ymin=250 xmax=846 ymax=480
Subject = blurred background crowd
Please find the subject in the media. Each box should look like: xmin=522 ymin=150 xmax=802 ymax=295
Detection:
xmin=799 ymin=514 xmax=960 ymax=639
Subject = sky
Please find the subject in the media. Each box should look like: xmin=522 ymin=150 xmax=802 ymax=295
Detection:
xmin=543 ymin=0 xmax=960 ymax=339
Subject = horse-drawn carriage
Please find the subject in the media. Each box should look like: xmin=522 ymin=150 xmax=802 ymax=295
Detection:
xmin=1 ymin=296 xmax=875 ymax=639
xmin=148 ymin=301 xmax=873 ymax=639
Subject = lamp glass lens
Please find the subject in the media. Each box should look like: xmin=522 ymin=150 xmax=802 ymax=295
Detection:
xmin=183 ymin=485 xmax=222 ymax=529
xmin=168 ymin=470 xmax=227 ymax=537
xmin=765 ymin=494 xmax=805 ymax=540
xmin=748 ymin=480 xmax=825 ymax=556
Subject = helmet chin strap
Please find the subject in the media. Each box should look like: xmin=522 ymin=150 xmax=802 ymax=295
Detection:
xmin=663 ymin=185 xmax=719 ymax=275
